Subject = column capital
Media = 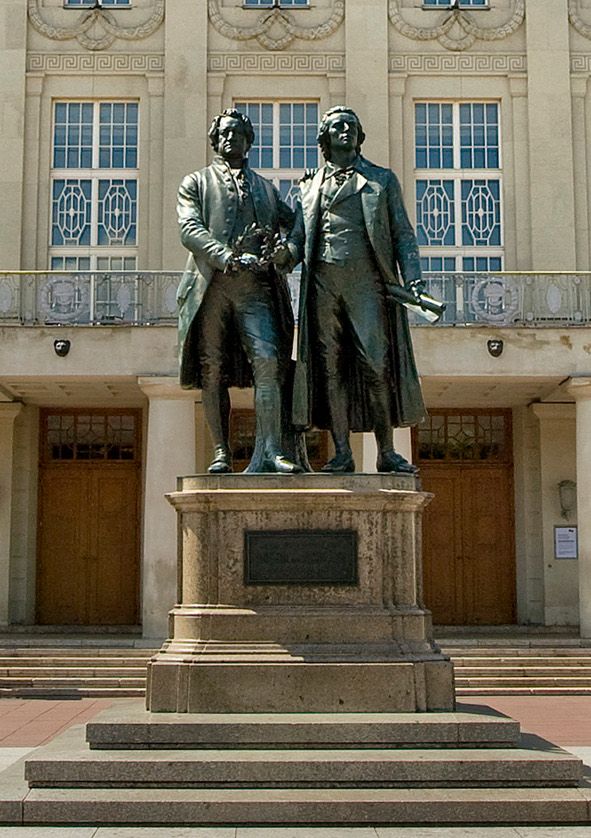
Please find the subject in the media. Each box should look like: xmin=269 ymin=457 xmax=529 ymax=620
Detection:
xmin=137 ymin=376 xmax=197 ymax=401
xmin=530 ymin=402 xmax=576 ymax=421
xmin=508 ymin=76 xmax=527 ymax=98
xmin=389 ymin=76 xmax=407 ymax=97
xmin=571 ymin=77 xmax=589 ymax=99
xmin=0 ymin=402 xmax=23 ymax=422
xmin=147 ymin=75 xmax=164 ymax=97
xmin=566 ymin=376 xmax=591 ymax=401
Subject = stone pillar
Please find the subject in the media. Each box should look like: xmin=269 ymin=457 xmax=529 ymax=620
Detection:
xmin=345 ymin=0 xmax=389 ymax=163
xmin=0 ymin=0 xmax=27 ymax=268
xmin=530 ymin=403 xmax=578 ymax=626
xmin=572 ymin=77 xmax=590 ymax=270
xmin=508 ymin=76 xmax=532 ymax=271
xmin=0 ymin=403 xmax=22 ymax=625
xmin=147 ymin=75 xmax=165 ymax=270
xmin=389 ymin=76 xmax=407 ymax=179
xmin=525 ymin=0 xmax=576 ymax=268
xmin=138 ymin=377 xmax=196 ymax=639
xmin=162 ymin=0 xmax=208 ymax=268
xmin=566 ymin=377 xmax=591 ymax=637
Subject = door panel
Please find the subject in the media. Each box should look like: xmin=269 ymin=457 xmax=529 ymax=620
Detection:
xmin=422 ymin=469 xmax=462 ymax=624
xmin=37 ymin=469 xmax=89 ymax=624
xmin=37 ymin=465 xmax=139 ymax=625
xmin=421 ymin=464 xmax=515 ymax=625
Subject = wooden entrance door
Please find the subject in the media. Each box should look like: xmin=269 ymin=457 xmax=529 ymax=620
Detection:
xmin=37 ymin=410 xmax=141 ymax=625
xmin=415 ymin=410 xmax=516 ymax=625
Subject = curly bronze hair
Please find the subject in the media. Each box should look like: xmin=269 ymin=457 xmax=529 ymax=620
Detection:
xmin=317 ymin=106 xmax=365 ymax=160
xmin=208 ymin=109 xmax=255 ymax=152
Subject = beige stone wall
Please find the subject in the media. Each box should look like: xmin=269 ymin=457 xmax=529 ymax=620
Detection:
xmin=2 ymin=0 xmax=591 ymax=631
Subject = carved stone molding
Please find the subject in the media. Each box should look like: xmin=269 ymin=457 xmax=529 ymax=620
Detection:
xmin=27 ymin=0 xmax=164 ymax=51
xmin=27 ymin=53 xmax=164 ymax=74
xmin=208 ymin=52 xmax=345 ymax=74
xmin=570 ymin=0 xmax=591 ymax=40
xmin=208 ymin=0 xmax=344 ymax=51
xmin=389 ymin=53 xmax=526 ymax=74
xmin=572 ymin=54 xmax=591 ymax=75
xmin=389 ymin=0 xmax=525 ymax=52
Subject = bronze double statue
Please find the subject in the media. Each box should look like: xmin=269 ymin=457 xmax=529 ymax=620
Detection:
xmin=178 ymin=106 xmax=437 ymax=475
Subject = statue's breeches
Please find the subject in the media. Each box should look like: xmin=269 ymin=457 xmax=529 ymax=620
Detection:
xmin=196 ymin=269 xmax=287 ymax=387
xmin=310 ymin=259 xmax=389 ymax=383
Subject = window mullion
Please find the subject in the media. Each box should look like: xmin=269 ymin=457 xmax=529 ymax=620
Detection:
xmin=452 ymin=103 xmax=461 ymax=170
xmin=273 ymin=103 xmax=281 ymax=170
xmin=454 ymin=177 xmax=461 ymax=249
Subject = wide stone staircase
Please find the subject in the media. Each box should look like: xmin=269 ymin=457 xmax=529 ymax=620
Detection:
xmin=0 ymin=636 xmax=155 ymax=698
xmin=3 ymin=633 xmax=591 ymax=697
xmin=440 ymin=635 xmax=591 ymax=696
xmin=3 ymin=702 xmax=591 ymax=826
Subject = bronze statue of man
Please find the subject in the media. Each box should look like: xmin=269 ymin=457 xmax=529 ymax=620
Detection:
xmin=176 ymin=109 xmax=302 ymax=474
xmin=286 ymin=106 xmax=426 ymax=473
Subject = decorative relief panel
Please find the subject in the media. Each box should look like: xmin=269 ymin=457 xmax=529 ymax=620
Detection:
xmin=389 ymin=53 xmax=526 ymax=74
xmin=208 ymin=0 xmax=344 ymax=50
xmin=389 ymin=0 xmax=525 ymax=52
xmin=28 ymin=0 xmax=164 ymax=51
xmin=208 ymin=52 xmax=345 ymax=73
xmin=570 ymin=0 xmax=591 ymax=40
xmin=27 ymin=53 xmax=164 ymax=73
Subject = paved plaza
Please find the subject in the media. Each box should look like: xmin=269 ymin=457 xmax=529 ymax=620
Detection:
xmin=1 ymin=696 xmax=591 ymax=835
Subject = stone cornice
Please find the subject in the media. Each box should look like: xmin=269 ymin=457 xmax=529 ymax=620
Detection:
xmin=389 ymin=53 xmax=526 ymax=74
xmin=208 ymin=51 xmax=345 ymax=74
xmin=26 ymin=53 xmax=164 ymax=74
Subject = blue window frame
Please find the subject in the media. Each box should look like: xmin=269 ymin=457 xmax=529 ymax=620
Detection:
xmin=415 ymin=101 xmax=503 ymax=271
xmin=50 ymin=101 xmax=139 ymax=269
xmin=234 ymin=101 xmax=318 ymax=208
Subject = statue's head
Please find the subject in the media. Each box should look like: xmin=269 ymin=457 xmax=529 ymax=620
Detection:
xmin=208 ymin=109 xmax=255 ymax=161
xmin=317 ymin=106 xmax=365 ymax=160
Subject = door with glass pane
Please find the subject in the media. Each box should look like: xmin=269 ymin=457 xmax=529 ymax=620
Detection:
xmin=37 ymin=410 xmax=141 ymax=625
xmin=414 ymin=410 xmax=516 ymax=625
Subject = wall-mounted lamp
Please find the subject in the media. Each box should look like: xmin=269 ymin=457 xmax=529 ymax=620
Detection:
xmin=54 ymin=339 xmax=71 ymax=357
xmin=487 ymin=338 xmax=504 ymax=358
xmin=558 ymin=479 xmax=577 ymax=520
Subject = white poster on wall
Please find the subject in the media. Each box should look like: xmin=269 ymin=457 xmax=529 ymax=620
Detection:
xmin=554 ymin=526 xmax=578 ymax=559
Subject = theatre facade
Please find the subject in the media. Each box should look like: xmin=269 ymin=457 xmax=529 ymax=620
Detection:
xmin=1 ymin=0 xmax=590 ymax=638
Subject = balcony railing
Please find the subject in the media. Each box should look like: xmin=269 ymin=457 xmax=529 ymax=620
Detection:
xmin=0 ymin=271 xmax=590 ymax=328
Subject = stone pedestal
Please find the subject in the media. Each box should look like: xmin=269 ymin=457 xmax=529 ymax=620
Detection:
xmin=146 ymin=474 xmax=454 ymax=713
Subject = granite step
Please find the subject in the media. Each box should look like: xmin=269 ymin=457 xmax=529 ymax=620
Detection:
xmin=25 ymin=744 xmax=582 ymax=790
xmin=15 ymin=785 xmax=591 ymax=826
xmin=85 ymin=704 xmax=521 ymax=750
xmin=453 ymin=658 xmax=591 ymax=668
xmin=0 ymin=687 xmax=145 ymax=699
xmin=458 ymin=686 xmax=591 ymax=696
xmin=0 ymin=667 xmax=147 ymax=678
xmin=458 ymin=676 xmax=591 ymax=687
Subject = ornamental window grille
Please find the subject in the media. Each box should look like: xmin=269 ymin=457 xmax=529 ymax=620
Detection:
xmin=416 ymin=410 xmax=511 ymax=463
xmin=243 ymin=0 xmax=309 ymax=7
xmin=50 ymin=101 xmax=138 ymax=270
xmin=42 ymin=410 xmax=139 ymax=463
xmin=234 ymin=100 xmax=319 ymax=209
xmin=64 ymin=0 xmax=131 ymax=6
xmin=423 ymin=0 xmax=487 ymax=7
xmin=415 ymin=101 xmax=503 ymax=274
